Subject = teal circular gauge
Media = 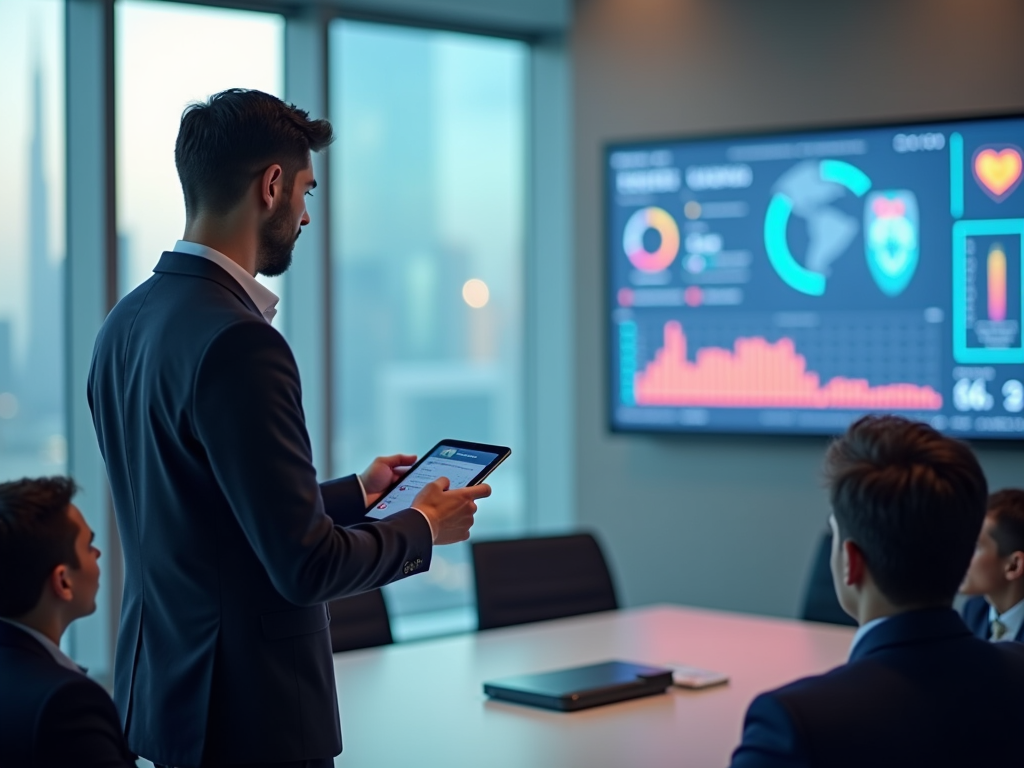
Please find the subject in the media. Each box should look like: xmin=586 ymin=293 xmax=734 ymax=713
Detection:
xmin=763 ymin=159 xmax=872 ymax=296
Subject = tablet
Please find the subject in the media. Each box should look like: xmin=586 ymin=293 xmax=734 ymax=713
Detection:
xmin=365 ymin=440 xmax=511 ymax=519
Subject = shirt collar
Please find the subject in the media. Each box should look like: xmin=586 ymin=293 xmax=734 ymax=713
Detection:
xmin=849 ymin=615 xmax=889 ymax=660
xmin=173 ymin=240 xmax=279 ymax=323
xmin=0 ymin=617 xmax=83 ymax=674
xmin=988 ymin=598 xmax=1024 ymax=641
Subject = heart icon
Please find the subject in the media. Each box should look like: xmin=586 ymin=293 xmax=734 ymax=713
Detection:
xmin=973 ymin=146 xmax=1023 ymax=201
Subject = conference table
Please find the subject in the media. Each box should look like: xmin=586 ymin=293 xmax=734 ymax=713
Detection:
xmin=332 ymin=604 xmax=855 ymax=767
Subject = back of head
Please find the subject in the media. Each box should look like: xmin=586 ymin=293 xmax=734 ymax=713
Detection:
xmin=988 ymin=489 xmax=1024 ymax=557
xmin=174 ymin=88 xmax=333 ymax=217
xmin=825 ymin=415 xmax=988 ymax=607
xmin=0 ymin=477 xmax=78 ymax=618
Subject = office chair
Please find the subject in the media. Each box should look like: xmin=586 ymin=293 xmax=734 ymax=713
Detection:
xmin=472 ymin=533 xmax=619 ymax=630
xmin=327 ymin=589 xmax=394 ymax=652
xmin=800 ymin=529 xmax=857 ymax=627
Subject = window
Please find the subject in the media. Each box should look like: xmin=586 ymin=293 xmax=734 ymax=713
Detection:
xmin=115 ymin=0 xmax=285 ymax=306
xmin=0 ymin=0 xmax=66 ymax=481
xmin=330 ymin=21 xmax=528 ymax=636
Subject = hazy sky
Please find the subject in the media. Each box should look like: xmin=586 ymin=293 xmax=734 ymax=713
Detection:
xmin=0 ymin=0 xmax=64 ymax=362
xmin=116 ymin=0 xmax=284 ymax=297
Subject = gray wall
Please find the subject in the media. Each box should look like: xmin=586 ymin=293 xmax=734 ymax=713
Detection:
xmin=572 ymin=0 xmax=1024 ymax=619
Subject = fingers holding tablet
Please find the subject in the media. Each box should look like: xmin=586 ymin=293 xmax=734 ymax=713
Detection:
xmin=414 ymin=479 xmax=492 ymax=544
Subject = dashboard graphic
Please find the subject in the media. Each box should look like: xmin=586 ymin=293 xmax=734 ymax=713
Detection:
xmin=608 ymin=115 xmax=1024 ymax=439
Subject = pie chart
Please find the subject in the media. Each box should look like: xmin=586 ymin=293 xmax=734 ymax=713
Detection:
xmin=623 ymin=206 xmax=680 ymax=273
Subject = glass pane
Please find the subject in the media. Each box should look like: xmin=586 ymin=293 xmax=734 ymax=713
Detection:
xmin=0 ymin=1 xmax=66 ymax=482
xmin=115 ymin=1 xmax=285 ymax=308
xmin=330 ymin=21 xmax=527 ymax=629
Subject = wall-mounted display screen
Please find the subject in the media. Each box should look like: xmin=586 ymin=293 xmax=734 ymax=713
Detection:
xmin=607 ymin=115 xmax=1024 ymax=439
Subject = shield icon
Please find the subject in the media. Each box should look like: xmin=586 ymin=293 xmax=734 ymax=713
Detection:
xmin=864 ymin=190 xmax=919 ymax=297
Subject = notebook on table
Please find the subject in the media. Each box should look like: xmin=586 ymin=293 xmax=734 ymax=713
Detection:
xmin=483 ymin=660 xmax=674 ymax=712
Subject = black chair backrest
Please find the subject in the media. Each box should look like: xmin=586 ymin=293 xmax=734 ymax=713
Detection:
xmin=800 ymin=530 xmax=858 ymax=627
xmin=472 ymin=533 xmax=618 ymax=631
xmin=328 ymin=589 xmax=394 ymax=653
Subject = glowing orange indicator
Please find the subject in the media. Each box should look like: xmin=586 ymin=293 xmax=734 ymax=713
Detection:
xmin=988 ymin=244 xmax=1007 ymax=322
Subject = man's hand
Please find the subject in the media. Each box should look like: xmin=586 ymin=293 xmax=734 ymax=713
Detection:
xmin=412 ymin=477 xmax=492 ymax=545
xmin=360 ymin=454 xmax=417 ymax=506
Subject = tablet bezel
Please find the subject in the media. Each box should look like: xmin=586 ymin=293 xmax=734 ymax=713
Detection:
xmin=363 ymin=439 xmax=511 ymax=518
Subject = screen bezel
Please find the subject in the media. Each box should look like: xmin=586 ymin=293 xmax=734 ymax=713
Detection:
xmin=604 ymin=110 xmax=1024 ymax=442
xmin=364 ymin=439 xmax=512 ymax=518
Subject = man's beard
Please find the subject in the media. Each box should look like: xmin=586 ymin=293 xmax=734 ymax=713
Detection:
xmin=256 ymin=198 xmax=301 ymax=278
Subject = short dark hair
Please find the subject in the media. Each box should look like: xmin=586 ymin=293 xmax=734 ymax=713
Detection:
xmin=825 ymin=415 xmax=988 ymax=607
xmin=174 ymin=88 xmax=333 ymax=216
xmin=0 ymin=477 xmax=80 ymax=618
xmin=988 ymin=489 xmax=1024 ymax=558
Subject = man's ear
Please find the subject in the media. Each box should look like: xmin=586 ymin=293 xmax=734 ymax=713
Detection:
xmin=843 ymin=539 xmax=867 ymax=588
xmin=1005 ymin=551 xmax=1024 ymax=582
xmin=259 ymin=164 xmax=284 ymax=210
xmin=48 ymin=565 xmax=74 ymax=604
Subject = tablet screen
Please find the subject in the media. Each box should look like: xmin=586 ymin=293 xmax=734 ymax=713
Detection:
xmin=368 ymin=443 xmax=501 ymax=517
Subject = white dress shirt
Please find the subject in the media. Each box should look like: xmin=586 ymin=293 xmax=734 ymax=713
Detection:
xmin=0 ymin=617 xmax=82 ymax=673
xmin=173 ymin=240 xmax=279 ymax=323
xmin=849 ymin=615 xmax=889 ymax=659
xmin=988 ymin=598 xmax=1024 ymax=642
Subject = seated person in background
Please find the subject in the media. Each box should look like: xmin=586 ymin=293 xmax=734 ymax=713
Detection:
xmin=960 ymin=489 xmax=1024 ymax=642
xmin=0 ymin=477 xmax=135 ymax=767
xmin=730 ymin=415 xmax=1024 ymax=768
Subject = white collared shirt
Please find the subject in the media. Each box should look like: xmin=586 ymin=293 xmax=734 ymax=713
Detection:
xmin=988 ymin=598 xmax=1024 ymax=642
xmin=0 ymin=617 xmax=82 ymax=674
xmin=173 ymin=240 xmax=279 ymax=323
xmin=849 ymin=615 xmax=889 ymax=659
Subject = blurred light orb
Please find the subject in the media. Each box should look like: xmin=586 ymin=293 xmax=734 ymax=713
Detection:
xmin=462 ymin=278 xmax=490 ymax=309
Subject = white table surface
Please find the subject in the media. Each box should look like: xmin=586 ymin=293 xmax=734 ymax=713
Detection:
xmin=332 ymin=605 xmax=855 ymax=768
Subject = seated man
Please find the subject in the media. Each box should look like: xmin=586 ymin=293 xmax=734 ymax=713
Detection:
xmin=961 ymin=489 xmax=1024 ymax=642
xmin=730 ymin=415 xmax=1024 ymax=768
xmin=0 ymin=477 xmax=135 ymax=767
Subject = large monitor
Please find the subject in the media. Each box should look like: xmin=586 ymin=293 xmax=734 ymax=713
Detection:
xmin=607 ymin=115 xmax=1024 ymax=439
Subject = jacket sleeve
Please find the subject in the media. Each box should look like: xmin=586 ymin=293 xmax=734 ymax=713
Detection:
xmin=193 ymin=319 xmax=432 ymax=605
xmin=728 ymin=692 xmax=808 ymax=768
xmin=36 ymin=679 xmax=136 ymax=768
xmin=321 ymin=474 xmax=371 ymax=527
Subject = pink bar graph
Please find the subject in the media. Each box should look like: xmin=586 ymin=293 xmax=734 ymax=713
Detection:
xmin=634 ymin=322 xmax=943 ymax=410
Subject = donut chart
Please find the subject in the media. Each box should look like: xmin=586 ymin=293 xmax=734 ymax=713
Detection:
xmin=623 ymin=206 xmax=680 ymax=272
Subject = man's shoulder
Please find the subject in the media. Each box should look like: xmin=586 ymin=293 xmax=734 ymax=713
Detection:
xmin=0 ymin=642 xmax=106 ymax=721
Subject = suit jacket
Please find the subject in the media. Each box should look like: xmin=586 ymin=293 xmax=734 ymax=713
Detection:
xmin=0 ymin=621 xmax=135 ymax=767
xmin=88 ymin=252 xmax=433 ymax=767
xmin=730 ymin=608 xmax=1024 ymax=768
xmin=962 ymin=594 xmax=1024 ymax=642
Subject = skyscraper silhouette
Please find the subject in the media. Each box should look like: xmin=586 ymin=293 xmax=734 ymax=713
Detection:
xmin=22 ymin=59 xmax=63 ymax=419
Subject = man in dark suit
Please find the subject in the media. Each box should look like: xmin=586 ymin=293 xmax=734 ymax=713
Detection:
xmin=0 ymin=476 xmax=135 ymax=767
xmin=730 ymin=416 xmax=1024 ymax=768
xmin=960 ymin=489 xmax=1024 ymax=642
xmin=88 ymin=89 xmax=490 ymax=768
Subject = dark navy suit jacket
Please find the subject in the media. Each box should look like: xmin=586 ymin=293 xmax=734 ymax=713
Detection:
xmin=0 ymin=621 xmax=135 ymax=767
xmin=88 ymin=252 xmax=433 ymax=767
xmin=730 ymin=608 xmax=1024 ymax=768
xmin=962 ymin=594 xmax=1024 ymax=642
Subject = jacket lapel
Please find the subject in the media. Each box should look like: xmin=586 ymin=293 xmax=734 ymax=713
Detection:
xmin=153 ymin=251 xmax=263 ymax=318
